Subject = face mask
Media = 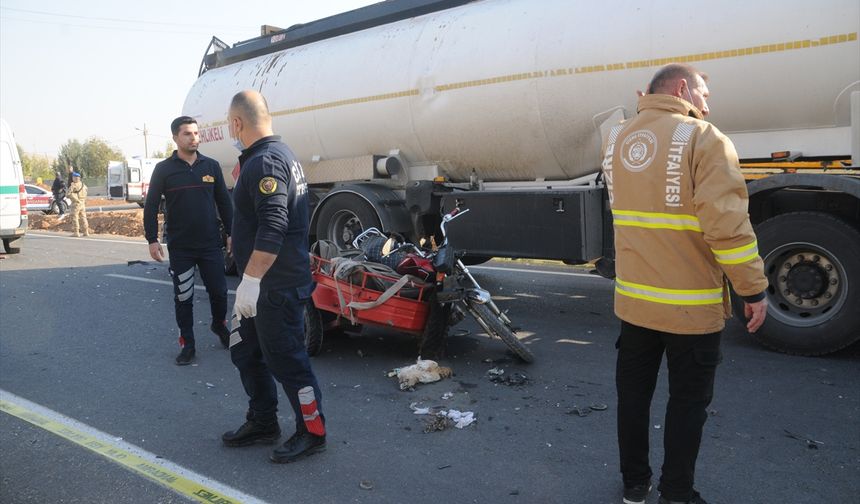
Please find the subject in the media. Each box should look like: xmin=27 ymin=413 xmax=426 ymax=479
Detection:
xmin=683 ymin=82 xmax=695 ymax=106
xmin=233 ymin=139 xmax=244 ymax=151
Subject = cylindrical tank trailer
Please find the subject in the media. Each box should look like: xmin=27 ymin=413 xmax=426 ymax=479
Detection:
xmin=182 ymin=0 xmax=860 ymax=356
xmin=183 ymin=0 xmax=859 ymax=183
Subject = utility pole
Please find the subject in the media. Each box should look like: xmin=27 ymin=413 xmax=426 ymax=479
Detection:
xmin=135 ymin=124 xmax=150 ymax=157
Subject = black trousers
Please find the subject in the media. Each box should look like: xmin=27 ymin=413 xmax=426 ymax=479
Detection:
xmin=53 ymin=194 xmax=66 ymax=215
xmin=230 ymin=283 xmax=324 ymax=434
xmin=167 ymin=246 xmax=228 ymax=348
xmin=616 ymin=320 xmax=722 ymax=501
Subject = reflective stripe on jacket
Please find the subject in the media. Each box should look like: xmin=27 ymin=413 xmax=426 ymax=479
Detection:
xmin=602 ymin=94 xmax=768 ymax=334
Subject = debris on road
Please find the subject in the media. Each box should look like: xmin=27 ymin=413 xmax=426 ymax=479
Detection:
xmin=783 ymin=429 xmax=824 ymax=449
xmin=566 ymin=403 xmax=607 ymax=417
xmin=424 ymin=415 xmax=452 ymax=432
xmin=359 ymin=480 xmax=374 ymax=490
xmin=410 ymin=402 xmax=477 ymax=432
xmin=441 ymin=392 xmax=454 ymax=400
xmin=486 ymin=367 xmax=529 ymax=386
xmin=410 ymin=403 xmax=432 ymax=415
xmin=389 ymin=358 xmax=453 ymax=390
xmin=446 ymin=409 xmax=476 ymax=429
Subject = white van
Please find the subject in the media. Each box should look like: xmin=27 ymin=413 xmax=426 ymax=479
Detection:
xmin=106 ymin=160 xmax=125 ymax=199
xmin=0 ymin=118 xmax=27 ymax=254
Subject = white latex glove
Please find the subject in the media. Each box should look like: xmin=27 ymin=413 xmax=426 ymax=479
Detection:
xmin=234 ymin=274 xmax=261 ymax=320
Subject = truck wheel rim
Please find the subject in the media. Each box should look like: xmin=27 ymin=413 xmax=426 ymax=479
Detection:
xmin=329 ymin=210 xmax=363 ymax=249
xmin=763 ymin=241 xmax=847 ymax=328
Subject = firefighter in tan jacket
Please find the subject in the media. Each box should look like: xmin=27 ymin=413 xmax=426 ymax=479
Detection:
xmin=68 ymin=172 xmax=90 ymax=237
xmin=603 ymin=64 xmax=768 ymax=504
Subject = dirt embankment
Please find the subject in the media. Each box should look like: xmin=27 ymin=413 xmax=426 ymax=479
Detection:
xmin=29 ymin=199 xmax=159 ymax=238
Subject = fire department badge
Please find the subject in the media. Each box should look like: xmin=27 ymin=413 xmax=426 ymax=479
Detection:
xmin=259 ymin=177 xmax=278 ymax=194
xmin=620 ymin=129 xmax=657 ymax=173
xmin=201 ymin=175 xmax=215 ymax=183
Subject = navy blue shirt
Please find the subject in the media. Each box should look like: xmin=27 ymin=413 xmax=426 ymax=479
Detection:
xmin=232 ymin=136 xmax=311 ymax=289
xmin=143 ymin=151 xmax=233 ymax=250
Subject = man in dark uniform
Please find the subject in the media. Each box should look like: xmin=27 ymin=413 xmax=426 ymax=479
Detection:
xmin=221 ymin=90 xmax=326 ymax=464
xmin=144 ymin=116 xmax=233 ymax=365
xmin=50 ymin=171 xmax=67 ymax=220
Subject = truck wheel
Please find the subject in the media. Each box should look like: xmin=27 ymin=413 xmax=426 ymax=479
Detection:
xmin=315 ymin=193 xmax=381 ymax=250
xmin=735 ymin=212 xmax=860 ymax=355
xmin=3 ymin=238 xmax=21 ymax=254
xmin=304 ymin=302 xmax=324 ymax=357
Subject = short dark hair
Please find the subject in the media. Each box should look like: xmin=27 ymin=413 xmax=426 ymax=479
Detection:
xmin=170 ymin=116 xmax=197 ymax=135
xmin=229 ymin=91 xmax=271 ymax=127
xmin=647 ymin=63 xmax=709 ymax=94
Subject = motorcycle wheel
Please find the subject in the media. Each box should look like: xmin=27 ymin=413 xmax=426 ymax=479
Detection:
xmin=467 ymin=300 xmax=534 ymax=363
xmin=304 ymin=302 xmax=324 ymax=357
xmin=418 ymin=292 xmax=450 ymax=359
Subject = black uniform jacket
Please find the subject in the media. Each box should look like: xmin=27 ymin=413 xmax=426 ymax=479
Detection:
xmin=232 ymin=136 xmax=311 ymax=290
xmin=143 ymin=151 xmax=232 ymax=250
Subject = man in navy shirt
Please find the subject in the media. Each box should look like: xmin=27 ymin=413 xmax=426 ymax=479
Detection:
xmin=144 ymin=116 xmax=233 ymax=365
xmin=220 ymin=90 xmax=326 ymax=464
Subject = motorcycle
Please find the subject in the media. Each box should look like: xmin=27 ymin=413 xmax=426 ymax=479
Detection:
xmin=354 ymin=207 xmax=535 ymax=363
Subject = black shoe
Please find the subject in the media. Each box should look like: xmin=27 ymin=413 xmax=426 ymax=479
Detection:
xmin=623 ymin=482 xmax=652 ymax=504
xmin=210 ymin=320 xmax=230 ymax=349
xmin=175 ymin=347 xmax=196 ymax=366
xmin=270 ymin=431 xmax=326 ymax=463
xmin=222 ymin=420 xmax=281 ymax=447
xmin=659 ymin=491 xmax=708 ymax=504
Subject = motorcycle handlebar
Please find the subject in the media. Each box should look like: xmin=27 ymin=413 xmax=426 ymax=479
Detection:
xmin=440 ymin=207 xmax=469 ymax=238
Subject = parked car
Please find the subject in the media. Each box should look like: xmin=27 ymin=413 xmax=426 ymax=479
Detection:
xmin=24 ymin=184 xmax=69 ymax=214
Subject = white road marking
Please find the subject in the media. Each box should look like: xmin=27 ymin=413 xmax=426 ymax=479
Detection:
xmin=473 ymin=265 xmax=607 ymax=279
xmin=105 ymin=273 xmax=237 ymax=295
xmin=0 ymin=389 xmax=269 ymax=504
xmin=27 ymin=231 xmax=148 ymax=246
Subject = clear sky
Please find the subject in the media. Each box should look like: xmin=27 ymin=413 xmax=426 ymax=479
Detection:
xmin=0 ymin=0 xmax=377 ymax=159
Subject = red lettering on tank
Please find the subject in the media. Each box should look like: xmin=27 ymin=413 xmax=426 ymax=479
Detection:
xmin=200 ymin=126 xmax=224 ymax=144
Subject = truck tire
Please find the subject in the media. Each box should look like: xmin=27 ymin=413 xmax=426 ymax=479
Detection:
xmin=3 ymin=238 xmax=21 ymax=254
xmin=735 ymin=212 xmax=860 ymax=355
xmin=315 ymin=193 xmax=381 ymax=250
xmin=304 ymin=302 xmax=324 ymax=357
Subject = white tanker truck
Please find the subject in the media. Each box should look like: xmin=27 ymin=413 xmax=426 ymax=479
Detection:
xmin=183 ymin=0 xmax=860 ymax=355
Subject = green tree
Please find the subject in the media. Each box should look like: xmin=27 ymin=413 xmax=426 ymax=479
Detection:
xmin=54 ymin=137 xmax=123 ymax=178
xmin=17 ymin=144 xmax=54 ymax=182
xmin=150 ymin=140 xmax=175 ymax=159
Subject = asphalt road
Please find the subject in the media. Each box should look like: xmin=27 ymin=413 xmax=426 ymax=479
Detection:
xmin=1 ymin=232 xmax=858 ymax=504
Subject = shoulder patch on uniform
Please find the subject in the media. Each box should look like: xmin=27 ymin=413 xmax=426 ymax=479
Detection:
xmin=259 ymin=177 xmax=278 ymax=195
xmin=202 ymin=175 xmax=215 ymax=183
